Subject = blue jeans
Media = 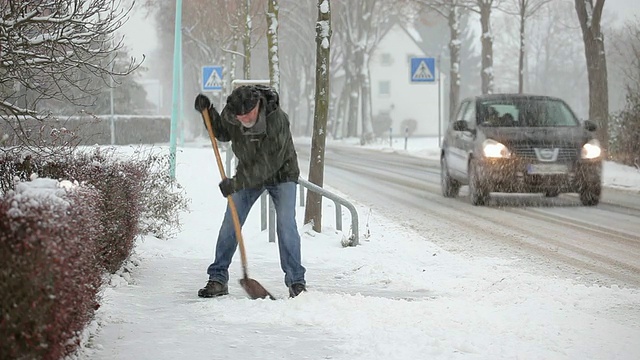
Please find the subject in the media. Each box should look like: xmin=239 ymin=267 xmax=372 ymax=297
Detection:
xmin=207 ymin=181 xmax=306 ymax=287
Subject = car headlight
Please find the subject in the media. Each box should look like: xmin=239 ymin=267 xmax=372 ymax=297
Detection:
xmin=482 ymin=139 xmax=511 ymax=158
xmin=581 ymin=139 xmax=602 ymax=159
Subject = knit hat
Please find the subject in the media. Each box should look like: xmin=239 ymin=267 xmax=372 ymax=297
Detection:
xmin=226 ymin=86 xmax=260 ymax=115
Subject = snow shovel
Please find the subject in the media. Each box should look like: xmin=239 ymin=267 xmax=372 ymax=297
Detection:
xmin=201 ymin=108 xmax=276 ymax=300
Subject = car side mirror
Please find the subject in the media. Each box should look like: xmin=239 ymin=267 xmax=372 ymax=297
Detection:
xmin=453 ymin=120 xmax=469 ymax=131
xmin=584 ymin=120 xmax=598 ymax=132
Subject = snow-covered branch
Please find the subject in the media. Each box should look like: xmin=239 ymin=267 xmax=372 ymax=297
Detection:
xmin=0 ymin=0 xmax=142 ymax=119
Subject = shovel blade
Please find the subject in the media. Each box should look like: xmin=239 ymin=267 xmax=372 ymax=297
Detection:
xmin=239 ymin=277 xmax=276 ymax=300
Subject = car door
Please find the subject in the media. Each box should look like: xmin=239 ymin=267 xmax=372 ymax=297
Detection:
xmin=457 ymin=100 xmax=478 ymax=178
xmin=443 ymin=101 xmax=468 ymax=178
xmin=449 ymin=100 xmax=476 ymax=177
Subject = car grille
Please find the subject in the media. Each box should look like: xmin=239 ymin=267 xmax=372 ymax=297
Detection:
xmin=510 ymin=145 xmax=578 ymax=161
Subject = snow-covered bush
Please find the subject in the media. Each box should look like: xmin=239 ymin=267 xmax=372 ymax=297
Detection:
xmin=609 ymin=92 xmax=640 ymax=167
xmin=0 ymin=146 xmax=189 ymax=246
xmin=0 ymin=179 xmax=103 ymax=360
xmin=0 ymin=145 xmax=190 ymax=359
xmin=122 ymin=148 xmax=190 ymax=241
xmin=23 ymin=148 xmax=147 ymax=273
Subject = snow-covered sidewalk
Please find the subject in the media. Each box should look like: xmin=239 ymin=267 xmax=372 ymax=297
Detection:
xmin=71 ymin=141 xmax=640 ymax=360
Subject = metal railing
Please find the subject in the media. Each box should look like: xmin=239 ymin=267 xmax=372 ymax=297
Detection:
xmin=262 ymin=178 xmax=359 ymax=246
xmin=295 ymin=178 xmax=359 ymax=246
xmin=224 ymin=144 xmax=359 ymax=246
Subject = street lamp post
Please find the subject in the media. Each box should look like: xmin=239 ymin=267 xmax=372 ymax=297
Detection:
xmin=169 ymin=0 xmax=183 ymax=179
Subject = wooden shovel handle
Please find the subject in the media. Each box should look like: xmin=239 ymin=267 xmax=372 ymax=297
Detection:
xmin=201 ymin=109 xmax=249 ymax=276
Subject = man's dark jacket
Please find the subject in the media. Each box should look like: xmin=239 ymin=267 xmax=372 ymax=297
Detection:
xmin=207 ymin=87 xmax=300 ymax=192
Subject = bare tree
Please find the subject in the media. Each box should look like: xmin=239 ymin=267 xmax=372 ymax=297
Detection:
xmin=334 ymin=1 xmax=379 ymax=141
xmin=414 ymin=0 xmax=466 ymax=121
xmin=501 ymin=0 xmax=553 ymax=93
xmin=608 ymin=19 xmax=640 ymax=166
xmin=0 ymin=0 xmax=141 ymax=150
xmin=525 ymin=0 xmax=587 ymax=114
xmin=144 ymin=2 xmax=263 ymax=93
xmin=144 ymin=0 xmax=270 ymax=138
xmin=304 ymin=0 xmax=331 ymax=231
xmin=332 ymin=0 xmax=398 ymax=142
xmin=278 ymin=1 xmax=317 ymax=135
xmin=463 ymin=0 xmax=501 ymax=94
xmin=574 ymin=0 xmax=609 ymax=147
xmin=609 ymin=21 xmax=640 ymax=94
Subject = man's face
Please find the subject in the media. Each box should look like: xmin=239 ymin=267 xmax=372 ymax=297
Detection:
xmin=236 ymin=103 xmax=259 ymax=128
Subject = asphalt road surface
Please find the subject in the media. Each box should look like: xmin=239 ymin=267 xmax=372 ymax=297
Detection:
xmin=296 ymin=143 xmax=640 ymax=289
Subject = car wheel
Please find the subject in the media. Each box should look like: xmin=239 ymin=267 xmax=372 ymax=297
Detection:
xmin=544 ymin=191 xmax=560 ymax=197
xmin=579 ymin=184 xmax=601 ymax=206
xmin=441 ymin=156 xmax=460 ymax=198
xmin=468 ymin=159 xmax=489 ymax=206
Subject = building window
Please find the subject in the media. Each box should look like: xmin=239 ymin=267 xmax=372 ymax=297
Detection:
xmin=380 ymin=53 xmax=393 ymax=66
xmin=379 ymin=81 xmax=391 ymax=96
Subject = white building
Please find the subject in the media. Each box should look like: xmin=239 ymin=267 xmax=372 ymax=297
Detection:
xmin=369 ymin=24 xmax=444 ymax=137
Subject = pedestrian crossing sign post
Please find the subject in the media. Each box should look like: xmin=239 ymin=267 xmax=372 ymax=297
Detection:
xmin=202 ymin=65 xmax=223 ymax=91
xmin=410 ymin=57 xmax=436 ymax=83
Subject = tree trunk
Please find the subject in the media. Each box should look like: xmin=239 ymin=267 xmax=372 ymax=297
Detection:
xmin=304 ymin=0 xmax=332 ymax=232
xmin=334 ymin=87 xmax=349 ymax=138
xmin=266 ymin=0 xmax=280 ymax=92
xmin=360 ymin=67 xmax=374 ymax=144
xmin=575 ymin=0 xmax=609 ymax=148
xmin=358 ymin=49 xmax=374 ymax=144
xmin=243 ymin=0 xmax=251 ymax=79
xmin=518 ymin=2 xmax=526 ymax=94
xmin=479 ymin=2 xmax=494 ymax=94
xmin=448 ymin=7 xmax=462 ymax=121
xmin=346 ymin=56 xmax=359 ymax=137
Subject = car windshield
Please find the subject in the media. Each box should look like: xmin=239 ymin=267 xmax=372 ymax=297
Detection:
xmin=478 ymin=98 xmax=579 ymax=127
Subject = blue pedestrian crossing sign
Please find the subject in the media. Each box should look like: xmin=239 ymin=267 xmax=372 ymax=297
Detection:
xmin=202 ymin=66 xmax=223 ymax=91
xmin=410 ymin=57 xmax=435 ymax=83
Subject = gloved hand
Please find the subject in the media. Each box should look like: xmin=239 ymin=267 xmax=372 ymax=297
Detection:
xmin=218 ymin=178 xmax=235 ymax=197
xmin=194 ymin=94 xmax=211 ymax=112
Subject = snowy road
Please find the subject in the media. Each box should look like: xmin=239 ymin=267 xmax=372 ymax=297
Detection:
xmin=297 ymin=144 xmax=640 ymax=289
xmin=71 ymin=144 xmax=640 ymax=360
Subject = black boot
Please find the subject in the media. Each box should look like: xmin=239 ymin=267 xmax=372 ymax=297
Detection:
xmin=289 ymin=283 xmax=307 ymax=298
xmin=198 ymin=280 xmax=229 ymax=298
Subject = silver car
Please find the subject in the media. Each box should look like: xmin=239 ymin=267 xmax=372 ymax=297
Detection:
xmin=440 ymin=94 xmax=603 ymax=206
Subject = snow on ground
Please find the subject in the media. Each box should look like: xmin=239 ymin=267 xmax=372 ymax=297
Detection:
xmin=69 ymin=137 xmax=640 ymax=360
